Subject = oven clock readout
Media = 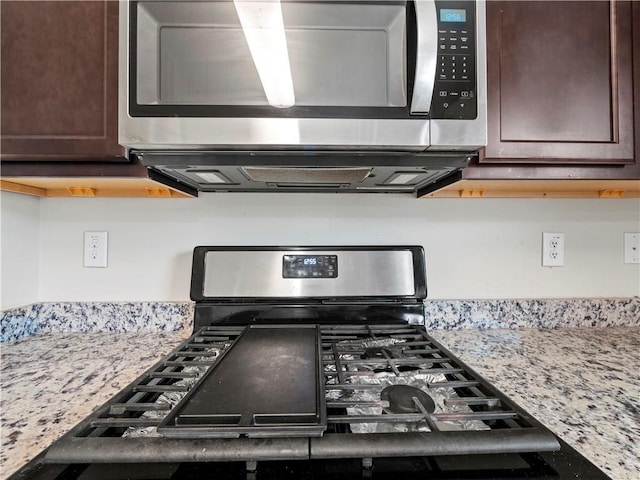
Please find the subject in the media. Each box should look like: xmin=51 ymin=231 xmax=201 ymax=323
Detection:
xmin=282 ymin=255 xmax=338 ymax=278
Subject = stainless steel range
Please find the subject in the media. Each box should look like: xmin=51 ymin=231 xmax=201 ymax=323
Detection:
xmin=10 ymin=247 xmax=610 ymax=479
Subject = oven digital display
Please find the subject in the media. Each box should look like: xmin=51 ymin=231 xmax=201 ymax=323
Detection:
xmin=440 ymin=8 xmax=466 ymax=22
xmin=283 ymin=255 xmax=338 ymax=278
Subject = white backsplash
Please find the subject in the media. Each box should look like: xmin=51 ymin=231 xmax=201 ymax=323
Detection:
xmin=2 ymin=191 xmax=639 ymax=308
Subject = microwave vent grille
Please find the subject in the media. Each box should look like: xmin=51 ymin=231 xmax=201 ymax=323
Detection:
xmin=241 ymin=167 xmax=371 ymax=184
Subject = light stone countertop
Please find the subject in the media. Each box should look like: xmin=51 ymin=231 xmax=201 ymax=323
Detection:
xmin=1 ymin=327 xmax=639 ymax=479
xmin=428 ymin=327 xmax=640 ymax=480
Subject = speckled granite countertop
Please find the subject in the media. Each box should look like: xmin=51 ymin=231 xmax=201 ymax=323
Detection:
xmin=2 ymin=327 xmax=639 ymax=480
xmin=0 ymin=330 xmax=191 ymax=479
xmin=429 ymin=327 xmax=640 ymax=480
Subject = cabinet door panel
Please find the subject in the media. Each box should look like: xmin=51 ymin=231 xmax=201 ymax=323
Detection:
xmin=0 ymin=1 xmax=123 ymax=160
xmin=483 ymin=1 xmax=634 ymax=164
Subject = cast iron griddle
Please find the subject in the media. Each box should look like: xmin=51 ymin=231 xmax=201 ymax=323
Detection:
xmin=158 ymin=325 xmax=326 ymax=438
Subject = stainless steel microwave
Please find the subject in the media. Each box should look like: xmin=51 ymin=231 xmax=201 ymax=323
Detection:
xmin=118 ymin=0 xmax=487 ymax=194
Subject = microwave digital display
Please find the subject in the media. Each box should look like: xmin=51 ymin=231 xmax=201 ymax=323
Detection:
xmin=440 ymin=9 xmax=466 ymax=23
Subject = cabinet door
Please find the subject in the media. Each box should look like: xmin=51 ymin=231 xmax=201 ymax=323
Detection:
xmin=483 ymin=1 xmax=634 ymax=164
xmin=1 ymin=1 xmax=124 ymax=161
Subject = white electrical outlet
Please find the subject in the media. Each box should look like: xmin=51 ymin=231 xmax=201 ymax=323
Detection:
xmin=624 ymin=232 xmax=640 ymax=264
xmin=84 ymin=231 xmax=108 ymax=268
xmin=542 ymin=232 xmax=564 ymax=267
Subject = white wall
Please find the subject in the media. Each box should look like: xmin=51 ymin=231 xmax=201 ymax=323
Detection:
xmin=1 ymin=191 xmax=40 ymax=309
xmin=35 ymin=194 xmax=640 ymax=302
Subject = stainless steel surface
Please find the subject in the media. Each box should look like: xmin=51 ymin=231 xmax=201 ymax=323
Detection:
xmin=410 ymin=0 xmax=438 ymax=115
xmin=119 ymin=117 xmax=433 ymax=152
xmin=202 ymin=250 xmax=416 ymax=298
xmin=119 ymin=0 xmax=487 ymax=151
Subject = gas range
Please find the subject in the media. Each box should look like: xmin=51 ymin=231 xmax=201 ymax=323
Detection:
xmin=10 ymin=247 xmax=610 ymax=479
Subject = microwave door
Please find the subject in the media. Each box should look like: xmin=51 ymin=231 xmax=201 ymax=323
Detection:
xmin=410 ymin=0 xmax=438 ymax=115
xmin=131 ymin=1 xmax=411 ymax=116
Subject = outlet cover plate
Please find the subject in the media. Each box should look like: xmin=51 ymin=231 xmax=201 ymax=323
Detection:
xmin=84 ymin=231 xmax=108 ymax=268
xmin=624 ymin=233 xmax=640 ymax=264
xmin=542 ymin=232 xmax=565 ymax=267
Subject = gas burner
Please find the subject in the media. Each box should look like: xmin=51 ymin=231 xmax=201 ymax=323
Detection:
xmin=380 ymin=385 xmax=435 ymax=414
xmin=362 ymin=347 xmax=396 ymax=359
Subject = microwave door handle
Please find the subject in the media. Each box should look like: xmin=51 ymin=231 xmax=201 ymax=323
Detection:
xmin=410 ymin=0 xmax=438 ymax=114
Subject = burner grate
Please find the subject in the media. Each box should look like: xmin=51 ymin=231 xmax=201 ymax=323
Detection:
xmin=70 ymin=326 xmax=244 ymax=438
xmin=43 ymin=324 xmax=561 ymax=465
xmin=321 ymin=324 xmax=534 ymax=434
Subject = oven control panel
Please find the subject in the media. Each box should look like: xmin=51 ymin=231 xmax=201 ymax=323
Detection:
xmin=199 ymin=248 xmax=420 ymax=298
xmin=282 ymin=255 xmax=338 ymax=279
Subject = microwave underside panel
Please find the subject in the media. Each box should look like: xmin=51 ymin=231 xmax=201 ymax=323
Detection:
xmin=135 ymin=1 xmax=407 ymax=107
xmin=150 ymin=165 xmax=458 ymax=194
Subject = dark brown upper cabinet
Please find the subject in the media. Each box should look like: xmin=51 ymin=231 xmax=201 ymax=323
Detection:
xmin=469 ymin=0 xmax=640 ymax=180
xmin=1 ymin=1 xmax=124 ymax=161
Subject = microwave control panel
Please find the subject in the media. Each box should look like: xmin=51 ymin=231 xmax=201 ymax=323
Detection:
xmin=430 ymin=0 xmax=477 ymax=120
